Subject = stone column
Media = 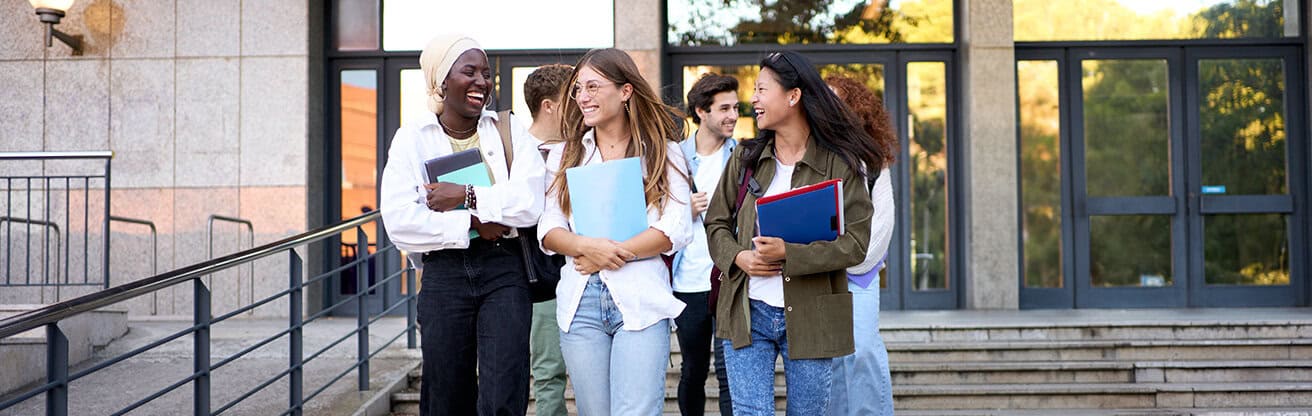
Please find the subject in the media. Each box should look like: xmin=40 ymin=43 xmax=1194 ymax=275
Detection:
xmin=958 ymin=0 xmax=1019 ymax=309
xmin=614 ymin=0 xmax=663 ymax=87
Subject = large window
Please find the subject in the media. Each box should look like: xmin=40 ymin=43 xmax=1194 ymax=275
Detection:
xmin=1014 ymin=0 xmax=1299 ymax=42
xmin=668 ymin=0 xmax=953 ymax=46
xmin=380 ymin=0 xmax=613 ymax=50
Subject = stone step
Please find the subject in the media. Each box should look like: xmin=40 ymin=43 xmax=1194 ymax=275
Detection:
xmin=893 ymin=360 xmax=1312 ymax=385
xmin=886 ymin=338 xmax=1312 ymax=362
xmin=893 ymin=382 xmax=1312 ymax=410
xmin=0 ymin=305 xmax=128 ymax=396
xmin=394 ymin=367 xmax=1312 ymax=412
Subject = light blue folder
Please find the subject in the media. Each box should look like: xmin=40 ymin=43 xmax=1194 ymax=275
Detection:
xmin=424 ymin=148 xmax=493 ymax=239
xmin=565 ymin=157 xmax=649 ymax=241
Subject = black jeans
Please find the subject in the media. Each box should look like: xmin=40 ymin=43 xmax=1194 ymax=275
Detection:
xmin=418 ymin=239 xmax=531 ymax=416
xmin=673 ymin=290 xmax=733 ymax=416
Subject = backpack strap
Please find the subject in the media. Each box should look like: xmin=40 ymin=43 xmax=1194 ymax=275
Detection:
xmin=496 ymin=110 xmax=515 ymax=170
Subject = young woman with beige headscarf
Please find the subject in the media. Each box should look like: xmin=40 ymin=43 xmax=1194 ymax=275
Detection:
xmin=380 ymin=33 xmax=546 ymax=415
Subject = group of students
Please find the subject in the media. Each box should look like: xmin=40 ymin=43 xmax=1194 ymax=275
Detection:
xmin=380 ymin=33 xmax=898 ymax=416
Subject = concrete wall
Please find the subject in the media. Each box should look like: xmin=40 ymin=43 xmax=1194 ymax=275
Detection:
xmin=0 ymin=0 xmax=310 ymax=318
xmin=958 ymin=0 xmax=1020 ymax=309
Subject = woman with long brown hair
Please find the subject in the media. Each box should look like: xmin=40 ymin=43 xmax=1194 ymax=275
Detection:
xmin=537 ymin=48 xmax=693 ymax=415
xmin=824 ymin=74 xmax=898 ymax=416
xmin=705 ymin=50 xmax=884 ymax=415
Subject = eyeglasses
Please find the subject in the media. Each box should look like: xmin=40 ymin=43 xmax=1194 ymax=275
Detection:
xmin=571 ymin=80 xmax=618 ymax=99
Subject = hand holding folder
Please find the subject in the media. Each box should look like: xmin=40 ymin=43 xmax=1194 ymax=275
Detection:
xmin=423 ymin=148 xmax=493 ymax=239
xmin=565 ymin=157 xmax=649 ymax=242
xmin=755 ymin=179 xmax=844 ymax=244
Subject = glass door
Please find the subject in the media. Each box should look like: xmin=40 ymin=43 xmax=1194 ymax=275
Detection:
xmin=1070 ymin=49 xmax=1189 ymax=308
xmin=1185 ymin=47 xmax=1306 ymax=307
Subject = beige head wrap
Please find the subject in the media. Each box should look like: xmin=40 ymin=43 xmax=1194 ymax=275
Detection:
xmin=419 ymin=34 xmax=483 ymax=116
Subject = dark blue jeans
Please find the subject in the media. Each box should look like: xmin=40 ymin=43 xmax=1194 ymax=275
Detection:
xmin=673 ymin=290 xmax=733 ymax=416
xmin=418 ymin=239 xmax=532 ymax=416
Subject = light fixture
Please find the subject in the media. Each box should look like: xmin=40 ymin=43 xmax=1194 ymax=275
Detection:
xmin=29 ymin=0 xmax=82 ymax=55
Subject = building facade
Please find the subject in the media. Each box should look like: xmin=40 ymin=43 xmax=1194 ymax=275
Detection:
xmin=2 ymin=0 xmax=1308 ymax=314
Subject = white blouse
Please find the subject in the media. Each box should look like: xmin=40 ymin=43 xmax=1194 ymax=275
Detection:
xmin=380 ymin=110 xmax=546 ymax=256
xmin=848 ymin=167 xmax=895 ymax=274
xmin=538 ymin=130 xmax=694 ymax=332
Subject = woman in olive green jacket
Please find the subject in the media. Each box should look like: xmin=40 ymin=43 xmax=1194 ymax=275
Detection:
xmin=704 ymin=50 xmax=881 ymax=415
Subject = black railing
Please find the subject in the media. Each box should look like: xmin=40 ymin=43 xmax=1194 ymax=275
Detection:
xmin=0 ymin=211 xmax=418 ymax=416
xmin=0 ymin=151 xmax=113 ymax=290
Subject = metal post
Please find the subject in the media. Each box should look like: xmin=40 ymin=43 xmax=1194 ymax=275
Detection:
xmin=288 ymin=251 xmax=303 ymax=416
xmin=103 ymin=159 xmax=112 ymax=289
xmin=405 ymin=266 xmax=416 ymax=349
xmin=46 ymin=323 xmax=68 ymax=416
xmin=355 ymin=227 xmax=369 ymax=391
xmin=193 ymin=280 xmax=211 ymax=416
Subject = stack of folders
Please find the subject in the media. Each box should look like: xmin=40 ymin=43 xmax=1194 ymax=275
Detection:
xmin=755 ymin=178 xmax=844 ymax=244
xmin=565 ymin=157 xmax=649 ymax=241
xmin=424 ymin=148 xmax=492 ymax=239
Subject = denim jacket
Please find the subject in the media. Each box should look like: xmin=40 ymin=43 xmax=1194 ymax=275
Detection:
xmin=670 ymin=133 xmax=738 ymax=287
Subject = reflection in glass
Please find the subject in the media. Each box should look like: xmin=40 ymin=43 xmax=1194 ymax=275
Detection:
xmin=1014 ymin=0 xmax=1297 ymax=41
xmin=907 ymin=62 xmax=948 ymax=291
xmin=1018 ymin=60 xmax=1062 ymax=288
xmin=334 ymin=0 xmax=379 ymax=51
xmin=339 ymin=70 xmax=380 ymax=290
xmin=1204 ymin=214 xmax=1289 ymax=286
xmin=399 ymin=69 xmax=427 ymax=127
xmin=681 ymin=65 xmax=760 ymax=138
xmin=668 ymin=0 xmax=952 ymax=46
xmin=1090 ymin=215 xmax=1173 ymax=287
xmin=818 ymin=64 xmax=886 ymax=101
xmin=1082 ymin=59 xmax=1171 ymax=197
xmin=1199 ymin=59 xmax=1287 ymax=195
xmin=383 ymin=0 xmax=613 ymax=50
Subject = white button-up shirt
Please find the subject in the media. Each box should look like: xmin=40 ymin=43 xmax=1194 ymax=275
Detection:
xmin=539 ymin=130 xmax=693 ymax=332
xmin=380 ymin=110 xmax=545 ymax=256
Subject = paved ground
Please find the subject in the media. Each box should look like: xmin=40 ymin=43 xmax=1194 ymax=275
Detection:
xmin=0 ymin=316 xmax=420 ymax=416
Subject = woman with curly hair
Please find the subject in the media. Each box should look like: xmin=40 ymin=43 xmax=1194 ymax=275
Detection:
xmin=824 ymin=74 xmax=898 ymax=416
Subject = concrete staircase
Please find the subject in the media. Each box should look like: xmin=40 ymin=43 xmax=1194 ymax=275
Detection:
xmin=389 ymin=309 xmax=1312 ymax=415
xmin=0 ymin=304 xmax=129 ymax=396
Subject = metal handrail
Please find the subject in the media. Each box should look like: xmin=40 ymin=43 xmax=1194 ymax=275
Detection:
xmin=206 ymin=214 xmax=255 ymax=307
xmin=0 ymin=211 xmax=380 ymax=339
xmin=109 ymin=216 xmax=158 ymax=313
xmin=0 ymin=151 xmax=114 ymax=160
xmin=0 ymin=215 xmax=63 ymax=286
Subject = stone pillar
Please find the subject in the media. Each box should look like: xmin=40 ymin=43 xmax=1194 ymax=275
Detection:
xmin=614 ymin=0 xmax=663 ymax=87
xmin=958 ymin=0 xmax=1019 ymax=309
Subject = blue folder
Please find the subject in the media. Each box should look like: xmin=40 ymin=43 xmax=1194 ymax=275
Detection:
xmin=423 ymin=148 xmax=493 ymax=239
xmin=565 ymin=157 xmax=649 ymax=241
xmin=755 ymin=179 xmax=844 ymax=244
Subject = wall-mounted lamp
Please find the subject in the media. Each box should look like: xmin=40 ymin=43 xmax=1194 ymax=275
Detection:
xmin=30 ymin=0 xmax=83 ymax=56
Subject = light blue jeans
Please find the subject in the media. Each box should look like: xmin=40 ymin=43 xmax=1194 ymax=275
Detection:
xmin=559 ymin=275 xmax=670 ymax=416
xmin=827 ymin=278 xmax=895 ymax=416
xmin=723 ymin=299 xmax=833 ymax=416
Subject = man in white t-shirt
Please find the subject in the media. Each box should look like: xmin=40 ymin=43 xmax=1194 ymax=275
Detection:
xmin=672 ymin=73 xmax=741 ymax=416
xmin=521 ymin=63 xmax=573 ymax=416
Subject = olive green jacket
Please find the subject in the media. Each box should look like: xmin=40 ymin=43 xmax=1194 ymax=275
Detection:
xmin=706 ymin=137 xmax=872 ymax=359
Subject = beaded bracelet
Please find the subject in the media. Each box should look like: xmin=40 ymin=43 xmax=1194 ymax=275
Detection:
xmin=464 ymin=184 xmax=477 ymax=210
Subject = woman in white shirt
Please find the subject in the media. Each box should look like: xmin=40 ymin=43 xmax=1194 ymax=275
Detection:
xmin=379 ymin=34 xmax=545 ymax=416
xmin=538 ymin=48 xmax=693 ymax=416
xmin=824 ymin=74 xmax=898 ymax=416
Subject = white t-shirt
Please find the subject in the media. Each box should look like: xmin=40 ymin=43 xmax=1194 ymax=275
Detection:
xmin=748 ymin=159 xmax=793 ymax=307
xmin=672 ymin=144 xmax=726 ymax=292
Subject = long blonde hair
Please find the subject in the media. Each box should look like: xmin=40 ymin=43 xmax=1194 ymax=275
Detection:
xmin=551 ymin=48 xmax=686 ymax=216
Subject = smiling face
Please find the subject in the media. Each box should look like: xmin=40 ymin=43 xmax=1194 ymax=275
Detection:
xmin=573 ymin=65 xmax=631 ymax=128
xmin=442 ymin=49 xmax=492 ymax=119
xmin=697 ymin=90 xmax=740 ymax=140
xmin=751 ymin=67 xmax=799 ymax=131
